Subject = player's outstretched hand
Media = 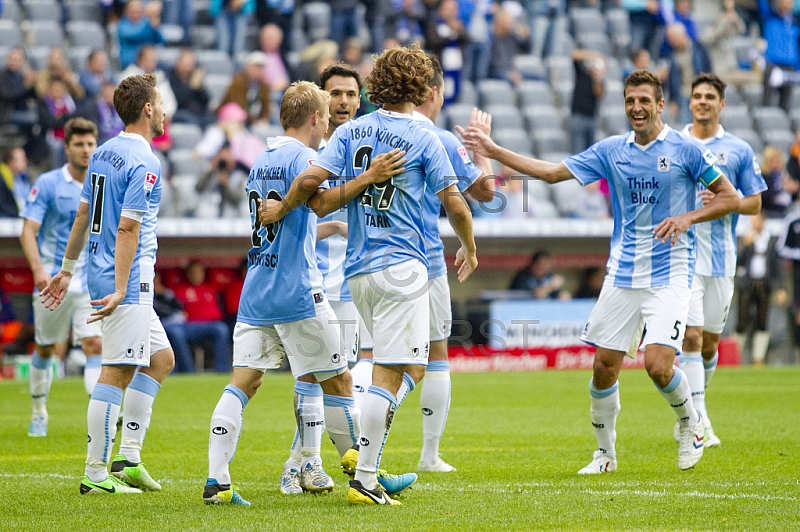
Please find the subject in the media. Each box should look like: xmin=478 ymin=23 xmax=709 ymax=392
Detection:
xmin=455 ymin=126 xmax=496 ymax=159
xmin=40 ymin=271 xmax=72 ymax=310
xmin=258 ymin=198 xmax=284 ymax=226
xmin=466 ymin=107 xmax=492 ymax=136
xmin=653 ymin=214 xmax=691 ymax=246
xmin=454 ymin=246 xmax=478 ymax=283
xmin=87 ymin=290 xmax=125 ymax=323
xmin=363 ymin=148 xmax=406 ymax=185
xmin=697 ymin=189 xmax=715 ymax=205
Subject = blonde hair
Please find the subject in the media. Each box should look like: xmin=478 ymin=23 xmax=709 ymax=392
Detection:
xmin=760 ymin=145 xmax=785 ymax=174
xmin=280 ymin=81 xmax=330 ymax=130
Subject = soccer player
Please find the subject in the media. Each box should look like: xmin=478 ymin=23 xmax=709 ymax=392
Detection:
xmin=354 ymin=55 xmax=496 ymax=473
xmin=261 ymin=46 xmax=478 ymax=505
xmin=41 ymin=73 xmax=173 ymax=494
xmin=19 ymin=117 xmax=102 ymax=437
xmin=460 ymin=69 xmax=740 ymax=473
xmin=676 ymin=73 xmax=767 ymax=447
xmin=203 ymin=81 xmax=405 ymax=506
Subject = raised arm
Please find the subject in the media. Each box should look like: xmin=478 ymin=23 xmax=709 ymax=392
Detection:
xmin=40 ymin=201 xmax=91 ymax=310
xmin=460 ymin=108 xmax=496 ymax=203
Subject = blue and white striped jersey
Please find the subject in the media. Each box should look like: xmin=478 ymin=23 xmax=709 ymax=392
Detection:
xmin=564 ymin=125 xmax=722 ymax=289
xmin=413 ymin=111 xmax=482 ymax=280
xmin=314 ymin=109 xmax=457 ymax=278
xmin=237 ymin=136 xmax=326 ymax=326
xmin=80 ymin=132 xmax=162 ymax=305
xmin=681 ymin=125 xmax=767 ymax=277
xmin=20 ymin=165 xmax=89 ymax=293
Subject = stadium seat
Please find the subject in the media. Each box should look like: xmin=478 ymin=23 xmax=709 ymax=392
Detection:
xmin=207 ymin=267 xmax=238 ymax=291
xmin=160 ymin=24 xmax=186 ymax=46
xmin=493 ymin=129 xmax=534 ymax=154
xmin=790 ymin=109 xmax=800 ymax=132
xmin=534 ymin=199 xmax=560 ymax=218
xmin=485 ymin=104 xmax=524 ymax=130
xmin=552 ymin=81 xmax=574 ymax=110
xmin=170 ymin=174 xmax=200 ymax=216
xmin=158 ymin=47 xmax=181 ymax=70
xmin=170 ymin=150 xmax=208 ymax=178
xmin=569 ymin=7 xmax=603 ymax=36
xmin=604 ymin=58 xmax=623 ymax=83
xmin=761 ymin=129 xmax=795 ymax=154
xmin=576 ymin=32 xmax=613 ymax=58
xmin=205 ymin=73 xmax=233 ymax=110
xmin=66 ymin=21 xmax=106 ymax=48
xmin=1 ymin=0 xmax=23 ymax=23
xmin=0 ymin=20 xmax=23 ymax=47
xmin=720 ymin=106 xmax=753 ymax=130
xmin=170 ymin=123 xmax=204 ymax=151
xmin=303 ymin=2 xmax=332 ymax=41
xmin=26 ymin=46 xmax=51 ymax=70
xmin=65 ymin=1 xmax=104 ymax=24
xmin=160 ymin=267 xmax=186 ymax=289
xmin=68 ymin=46 xmax=92 ymax=71
xmin=605 ymin=9 xmax=631 ymax=56
xmin=514 ymin=54 xmax=547 ymax=80
xmin=516 ymin=80 xmax=554 ymax=106
xmin=740 ymin=83 xmax=763 ymax=108
xmin=523 ymin=104 xmax=563 ymax=130
xmin=532 ymin=129 xmax=570 ymax=154
xmin=445 ymin=104 xmax=475 ymax=132
xmin=196 ymin=50 xmax=235 ymax=78
xmin=600 ymin=108 xmax=630 ymax=135
xmin=525 ymin=177 xmax=552 ymax=201
xmin=546 ymin=55 xmax=575 ymax=87
xmin=477 ymin=79 xmax=517 ymax=107
xmin=23 ymin=0 xmax=61 ymax=22
xmin=456 ymin=79 xmax=478 ymax=106
xmin=26 ymin=21 xmax=64 ymax=48
xmin=729 ymin=128 xmax=763 ymax=153
xmin=752 ymin=106 xmax=791 ymax=134
xmin=724 ymin=85 xmax=744 ymax=106
xmin=190 ymin=25 xmax=217 ymax=49
xmin=551 ymin=179 xmax=585 ymax=216
xmin=251 ymin=122 xmax=284 ymax=139
xmin=194 ymin=0 xmax=214 ymax=25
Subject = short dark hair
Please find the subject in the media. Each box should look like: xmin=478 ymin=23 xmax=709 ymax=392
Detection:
xmin=319 ymin=62 xmax=362 ymax=91
xmin=113 ymin=73 xmax=157 ymax=125
xmin=624 ymin=69 xmax=663 ymax=102
xmin=1 ymin=146 xmax=20 ymax=165
xmin=64 ymin=117 xmax=98 ymax=145
xmin=691 ymin=72 xmax=726 ymax=100
xmin=427 ymin=53 xmax=444 ymax=90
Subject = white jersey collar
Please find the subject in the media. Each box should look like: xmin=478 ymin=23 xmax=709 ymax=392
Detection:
xmin=119 ymin=131 xmax=152 ymax=151
xmin=60 ymin=164 xmax=74 ymax=183
xmin=267 ymin=135 xmax=307 ymax=149
xmin=378 ymin=108 xmax=413 ymax=119
xmin=411 ymin=110 xmax=433 ymax=124
xmin=681 ymin=124 xmax=725 ymax=144
xmin=626 ymin=124 xmax=671 ymax=150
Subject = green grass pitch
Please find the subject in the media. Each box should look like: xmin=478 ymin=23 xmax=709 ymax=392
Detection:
xmin=1 ymin=367 xmax=799 ymax=531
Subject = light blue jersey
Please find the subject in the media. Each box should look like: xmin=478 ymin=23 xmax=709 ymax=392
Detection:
xmin=413 ymin=111 xmax=482 ymax=279
xmin=237 ymin=136 xmax=326 ymax=326
xmin=564 ymin=126 xmax=722 ymax=289
xmin=315 ymin=139 xmax=352 ymax=302
xmin=681 ymin=125 xmax=767 ymax=277
xmin=80 ymin=132 xmax=162 ymax=305
xmin=314 ymin=109 xmax=457 ymax=278
xmin=20 ymin=165 xmax=89 ymax=293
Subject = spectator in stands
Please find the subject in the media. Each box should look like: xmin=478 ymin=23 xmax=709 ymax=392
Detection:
xmin=509 ymin=249 xmax=571 ymax=300
xmin=735 ymin=0 xmax=760 ymax=35
xmin=777 ymin=205 xmax=800 ymax=363
xmin=256 ymin=0 xmax=294 ymax=57
xmin=119 ymin=45 xmax=178 ymax=119
xmin=218 ymin=52 xmax=271 ymax=125
xmin=163 ymin=0 xmax=195 ymax=45
xmin=661 ymin=0 xmax=699 ymax=58
xmin=734 ymin=212 xmax=786 ymax=366
xmin=168 ymin=48 xmax=212 ymax=128
xmin=34 ymin=48 xmax=85 ymax=102
xmin=194 ymin=102 xmax=267 ymax=172
xmin=528 ymin=0 xmax=566 ymax=58
xmin=426 ymin=0 xmax=468 ymax=105
xmin=760 ymin=145 xmax=798 ymax=218
xmin=194 ymin=144 xmax=248 ymax=218
xmin=363 ymin=0 xmax=390 ymax=52
xmin=330 ymin=0 xmax=360 ymax=47
xmin=0 ymin=147 xmax=31 ymax=212
xmin=570 ymin=49 xmax=606 ymax=153
xmin=386 ymin=0 xmax=425 ymax=47
xmin=38 ymin=77 xmax=77 ymax=167
xmin=665 ymin=23 xmax=712 ymax=126
xmin=759 ymin=0 xmax=799 ymax=112
xmin=212 ymin=0 xmax=255 ymax=59
xmin=294 ymin=40 xmax=340 ymax=84
xmin=173 ymin=260 xmax=232 ymax=373
xmin=153 ymin=271 xmax=195 ymax=373
xmin=787 ymin=129 xmax=800 ymax=184
xmin=574 ymin=266 xmax=605 ymax=299
xmin=259 ymin=24 xmax=290 ymax=92
xmin=78 ymin=50 xmax=114 ymax=100
xmin=78 ymin=81 xmax=125 ymax=144
xmin=488 ymin=7 xmax=531 ymax=85
xmin=0 ymin=175 xmax=17 ymax=218
xmin=0 ymin=48 xmax=38 ymax=134
xmin=622 ymin=0 xmax=662 ymax=59
xmin=341 ymin=37 xmax=368 ymax=71
xmin=498 ymin=171 xmax=532 ymax=220
xmin=463 ymin=0 xmax=494 ymax=84
xmin=117 ymin=0 xmax=164 ymax=70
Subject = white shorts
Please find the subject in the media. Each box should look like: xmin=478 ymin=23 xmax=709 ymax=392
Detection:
xmin=358 ymin=313 xmax=374 ymax=351
xmin=232 ymin=299 xmax=346 ymax=379
xmin=581 ymin=278 xmax=691 ymax=353
xmin=349 ymin=259 xmax=429 ymax=365
xmin=330 ymin=299 xmax=360 ymax=364
xmin=428 ymin=274 xmax=452 ymax=342
xmin=687 ymin=274 xmax=735 ymax=334
xmin=33 ymin=291 xmax=102 ymax=346
xmin=101 ymin=304 xmax=170 ymax=367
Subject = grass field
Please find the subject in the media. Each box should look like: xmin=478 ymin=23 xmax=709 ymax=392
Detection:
xmin=1 ymin=367 xmax=799 ymax=531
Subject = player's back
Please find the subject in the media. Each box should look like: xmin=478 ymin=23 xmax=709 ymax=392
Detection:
xmin=314 ymin=109 xmax=456 ymax=278
xmin=82 ymin=132 xmax=162 ymax=304
xmin=238 ymin=136 xmax=324 ymax=326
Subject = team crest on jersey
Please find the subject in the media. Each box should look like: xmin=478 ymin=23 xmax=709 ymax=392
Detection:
xmin=144 ymin=172 xmax=158 ymax=192
xmin=27 ymin=187 xmax=39 ymax=203
xmin=657 ymin=156 xmax=670 ymax=172
xmin=457 ymin=146 xmax=470 ymax=163
xmin=716 ymin=152 xmax=728 ymax=165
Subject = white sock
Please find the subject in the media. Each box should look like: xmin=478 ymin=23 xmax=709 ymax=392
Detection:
xmin=354 ymin=385 xmax=396 ymax=490
xmin=85 ymin=383 xmax=123 ymax=482
xmin=679 ymin=351 xmax=705 ymax=417
xmin=657 ymin=368 xmax=699 ymax=427
xmin=29 ymin=353 xmax=52 ymax=417
xmin=350 ymin=359 xmax=373 ymax=412
xmin=420 ymin=361 xmax=451 ymax=463
xmin=83 ymin=355 xmax=102 ymax=395
xmin=294 ymin=382 xmax=323 ymax=468
xmin=396 ymin=372 xmax=416 ymax=407
xmin=286 ymin=430 xmax=302 ymax=469
xmin=323 ymin=394 xmax=361 ymax=457
xmin=588 ymin=379 xmax=620 ymax=454
xmin=118 ymin=372 xmax=161 ymax=464
xmin=208 ymin=385 xmax=247 ymax=486
xmin=704 ymin=352 xmax=718 ymax=388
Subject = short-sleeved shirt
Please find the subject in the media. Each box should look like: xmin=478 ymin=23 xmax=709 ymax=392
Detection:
xmin=681 ymin=125 xmax=768 ymax=277
xmin=412 ymin=111 xmax=482 ymax=279
xmin=237 ymin=136 xmax=326 ymax=326
xmin=20 ymin=165 xmax=89 ymax=293
xmin=314 ymin=109 xmax=457 ymax=279
xmin=80 ymin=132 xmax=163 ymax=305
xmin=564 ymin=125 xmax=722 ymax=289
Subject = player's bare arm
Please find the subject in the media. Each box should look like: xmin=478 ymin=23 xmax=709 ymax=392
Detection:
xmin=87 ymin=215 xmax=141 ymax=323
xmin=438 ymin=184 xmax=477 ymax=283
xmin=40 ymin=201 xmax=91 ymax=310
xmin=316 ymin=221 xmax=348 ymax=240
xmin=259 ymin=164 xmax=332 ymax=225
xmin=458 ymin=126 xmax=573 ymax=184
xmin=698 ymin=188 xmax=762 ymax=215
xmin=461 ymin=108 xmax=495 ymax=202
xmin=308 ymin=148 xmax=406 ymax=218
xmin=19 ymin=219 xmax=50 ymax=291
xmin=653 ymin=175 xmax=740 ymax=245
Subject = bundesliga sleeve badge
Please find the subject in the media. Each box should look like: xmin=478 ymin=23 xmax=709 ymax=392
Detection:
xmin=144 ymin=172 xmax=158 ymax=192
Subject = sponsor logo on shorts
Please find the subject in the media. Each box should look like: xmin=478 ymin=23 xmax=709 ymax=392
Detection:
xmin=359 ymin=437 xmax=370 ymax=446
xmin=424 ymin=341 xmax=429 ymax=355
xmin=127 ymin=422 xmax=140 ymax=431
xmin=212 ymin=426 xmax=228 ymax=435
xmin=313 ymin=292 xmax=323 ymax=304
xmin=412 ymin=347 xmax=419 ymax=358
xmin=140 ymin=283 xmax=150 ymax=293
xmin=87 ymin=435 xmax=91 ymax=443
xmin=592 ymin=422 xmax=605 ymax=428
xmin=125 ymin=348 xmax=135 ymax=358
xmin=138 ymin=343 xmax=145 ymax=359
xmin=331 ymin=352 xmax=341 ymax=364
xmin=422 ymin=408 xmax=433 ymax=416
xmin=354 ymin=385 xmax=364 ymax=393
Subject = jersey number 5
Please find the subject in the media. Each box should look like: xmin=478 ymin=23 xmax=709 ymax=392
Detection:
xmin=355 ymin=145 xmax=396 ymax=210
xmin=248 ymin=189 xmax=283 ymax=247
xmin=89 ymin=172 xmax=106 ymax=234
